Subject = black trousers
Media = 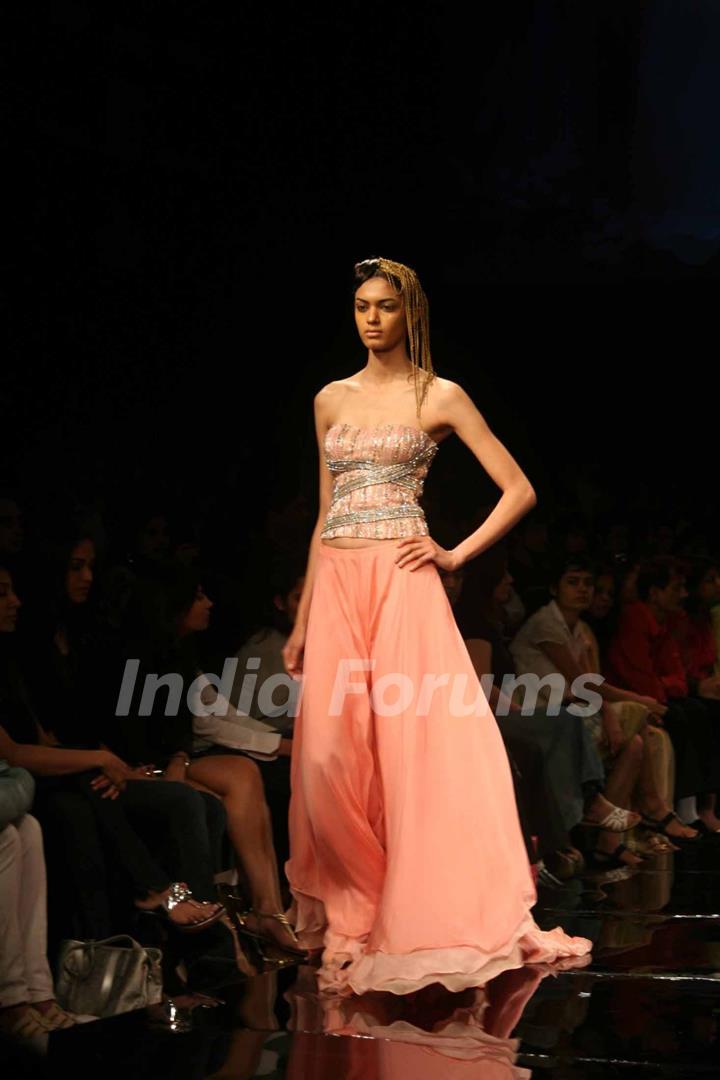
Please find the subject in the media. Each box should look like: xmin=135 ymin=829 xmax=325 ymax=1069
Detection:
xmin=663 ymin=697 xmax=720 ymax=799
xmin=35 ymin=773 xmax=226 ymax=943
xmin=500 ymin=730 xmax=570 ymax=862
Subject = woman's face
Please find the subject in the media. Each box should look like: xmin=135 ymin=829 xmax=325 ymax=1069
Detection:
xmin=0 ymin=570 xmax=20 ymax=632
xmin=492 ymin=569 xmax=514 ymax=606
xmin=553 ymin=569 xmax=594 ymax=613
xmin=589 ymin=573 xmax=615 ymax=619
xmin=354 ymin=276 xmax=407 ymax=353
xmin=650 ymin=574 xmax=688 ymax=614
xmin=179 ymin=586 xmax=213 ymax=635
xmin=66 ymin=539 xmax=96 ymax=604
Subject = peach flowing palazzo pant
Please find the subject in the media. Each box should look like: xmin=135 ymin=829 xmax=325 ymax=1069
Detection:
xmin=285 ymin=540 xmax=592 ymax=995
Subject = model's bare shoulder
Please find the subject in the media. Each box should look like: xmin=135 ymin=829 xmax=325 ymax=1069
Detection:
xmin=437 ymin=378 xmax=477 ymax=411
xmin=429 ymin=378 xmax=491 ymax=439
xmin=425 ymin=377 xmax=470 ymax=425
xmin=315 ymin=378 xmax=355 ymax=412
xmin=427 ymin=375 xmax=460 ymax=399
xmin=313 ymin=381 xmax=347 ymax=433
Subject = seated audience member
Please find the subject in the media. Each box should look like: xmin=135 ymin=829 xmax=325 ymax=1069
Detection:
xmin=221 ymin=556 xmax=306 ymax=877
xmin=0 ymin=766 xmax=88 ymax=1051
xmin=606 ymin=556 xmax=720 ymax=833
xmin=510 ymin=554 xmax=697 ymax=852
xmin=106 ymin=563 xmax=304 ymax=956
xmin=582 ymin=616 xmax=678 ymax=825
xmin=18 ymin=528 xmax=117 ymax=748
xmin=230 ymin=558 xmax=305 ymax=739
xmin=0 ymin=564 xmax=228 ymax=949
xmin=19 ymin=524 xmax=230 ymax=876
xmin=583 ymin=564 xmax=620 ymax=659
xmin=452 ymin=547 xmax=661 ymax=871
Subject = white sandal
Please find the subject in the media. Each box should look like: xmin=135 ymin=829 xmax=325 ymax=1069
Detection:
xmin=580 ymin=805 xmax=640 ymax=832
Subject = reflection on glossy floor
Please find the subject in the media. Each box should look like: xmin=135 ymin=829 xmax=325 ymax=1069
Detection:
xmin=47 ymin=842 xmax=720 ymax=1078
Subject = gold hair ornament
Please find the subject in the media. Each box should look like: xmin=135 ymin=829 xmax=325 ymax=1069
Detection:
xmin=373 ymin=257 xmax=436 ymax=419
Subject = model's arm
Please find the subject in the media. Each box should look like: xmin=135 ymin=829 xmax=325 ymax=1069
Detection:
xmin=282 ymin=388 xmax=336 ymax=678
xmin=444 ymin=383 xmax=537 ymax=569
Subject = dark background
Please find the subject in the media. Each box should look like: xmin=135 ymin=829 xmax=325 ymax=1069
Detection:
xmin=5 ymin=3 xmax=716 ymax=585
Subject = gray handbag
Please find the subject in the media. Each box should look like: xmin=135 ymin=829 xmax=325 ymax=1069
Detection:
xmin=0 ymin=760 xmax=35 ymax=829
xmin=55 ymin=935 xmax=163 ymax=1018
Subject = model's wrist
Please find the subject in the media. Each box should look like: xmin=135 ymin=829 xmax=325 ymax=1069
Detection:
xmin=449 ymin=547 xmax=465 ymax=571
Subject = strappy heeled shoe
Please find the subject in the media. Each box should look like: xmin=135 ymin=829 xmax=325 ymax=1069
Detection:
xmin=139 ymin=882 xmax=226 ymax=934
xmin=234 ymin=908 xmax=309 ymax=959
xmin=641 ymin=811 xmax=699 ymax=843
xmin=579 ymin=805 xmax=641 ymax=832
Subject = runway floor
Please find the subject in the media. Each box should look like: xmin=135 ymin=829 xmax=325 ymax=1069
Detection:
xmin=45 ymin=839 xmax=720 ymax=1078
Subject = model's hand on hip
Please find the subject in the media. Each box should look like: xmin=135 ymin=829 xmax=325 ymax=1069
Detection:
xmin=394 ymin=537 xmax=459 ymax=572
xmin=283 ymin=627 xmax=306 ymax=680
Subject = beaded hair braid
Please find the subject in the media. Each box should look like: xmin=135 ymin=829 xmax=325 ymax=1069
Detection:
xmin=357 ymin=256 xmax=436 ymax=420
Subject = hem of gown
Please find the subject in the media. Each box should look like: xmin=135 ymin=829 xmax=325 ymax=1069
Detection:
xmin=288 ymin=889 xmax=593 ymax=997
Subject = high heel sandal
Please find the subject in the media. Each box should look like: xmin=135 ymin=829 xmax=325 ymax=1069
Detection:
xmin=219 ymin=911 xmax=259 ymax=977
xmin=579 ymin=806 xmax=641 ymax=832
xmin=139 ymin=882 xmax=226 ymax=934
xmin=216 ymin=887 xmax=308 ymax=964
xmin=234 ymin=908 xmax=309 ymax=959
xmin=640 ymin=811 xmax=699 ymax=843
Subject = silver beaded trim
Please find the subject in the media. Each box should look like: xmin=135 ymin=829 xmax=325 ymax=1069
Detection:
xmin=321 ymin=434 xmax=437 ymax=539
xmin=322 ymin=503 xmax=427 ymax=532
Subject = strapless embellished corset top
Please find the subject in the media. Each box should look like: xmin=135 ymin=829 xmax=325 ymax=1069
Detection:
xmin=320 ymin=422 xmax=439 ymax=540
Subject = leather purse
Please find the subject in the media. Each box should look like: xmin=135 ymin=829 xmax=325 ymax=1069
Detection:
xmin=0 ymin=760 xmax=35 ymax=829
xmin=55 ymin=935 xmax=163 ymax=1018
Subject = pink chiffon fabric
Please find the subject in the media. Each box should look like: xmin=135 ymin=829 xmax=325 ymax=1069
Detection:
xmin=285 ymin=538 xmax=592 ymax=995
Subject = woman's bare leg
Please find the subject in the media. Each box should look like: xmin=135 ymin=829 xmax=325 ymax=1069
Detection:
xmin=636 ymin=726 xmax=698 ymax=838
xmin=603 ymin=734 xmax=642 ymax=809
xmin=596 ymin=735 xmax=644 ymax=864
xmin=187 ymin=756 xmax=298 ymax=950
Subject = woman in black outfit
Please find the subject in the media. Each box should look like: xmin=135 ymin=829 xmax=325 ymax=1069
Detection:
xmin=0 ymin=561 xmax=227 ymax=948
xmin=103 ymin=561 xmax=305 ymax=958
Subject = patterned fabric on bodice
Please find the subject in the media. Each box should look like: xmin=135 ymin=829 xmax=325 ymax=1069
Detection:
xmin=320 ymin=422 xmax=438 ymax=540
